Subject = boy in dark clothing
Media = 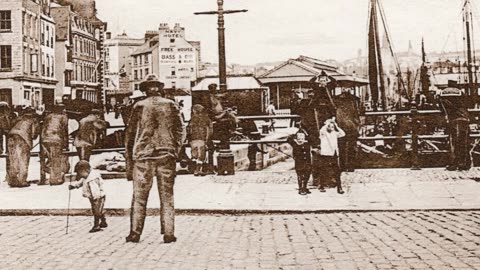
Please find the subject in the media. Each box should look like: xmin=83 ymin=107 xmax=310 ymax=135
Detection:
xmin=69 ymin=161 xmax=107 ymax=233
xmin=287 ymin=129 xmax=312 ymax=195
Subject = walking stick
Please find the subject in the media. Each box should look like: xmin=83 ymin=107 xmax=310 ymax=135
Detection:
xmin=66 ymin=137 xmax=74 ymax=234
xmin=66 ymin=178 xmax=72 ymax=234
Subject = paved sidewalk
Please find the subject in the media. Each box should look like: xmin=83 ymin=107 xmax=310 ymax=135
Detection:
xmin=0 ymin=165 xmax=479 ymax=214
xmin=2 ymin=212 xmax=480 ymax=269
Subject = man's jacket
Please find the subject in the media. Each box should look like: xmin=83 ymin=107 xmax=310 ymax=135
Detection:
xmin=0 ymin=104 xmax=11 ymax=129
xmin=41 ymin=113 xmax=68 ymax=145
xmin=188 ymin=104 xmax=211 ymax=142
xmin=74 ymin=114 xmax=108 ymax=148
xmin=8 ymin=114 xmax=40 ymax=148
xmin=126 ymin=96 xmax=183 ymax=160
xmin=334 ymin=92 xmax=361 ymax=137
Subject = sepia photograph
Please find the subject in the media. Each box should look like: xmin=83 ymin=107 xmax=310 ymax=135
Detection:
xmin=0 ymin=0 xmax=479 ymax=269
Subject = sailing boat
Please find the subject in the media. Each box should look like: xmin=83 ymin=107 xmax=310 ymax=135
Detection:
xmin=367 ymin=0 xmax=409 ymax=111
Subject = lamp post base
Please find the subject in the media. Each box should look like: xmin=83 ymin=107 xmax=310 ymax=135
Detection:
xmin=217 ymin=149 xmax=235 ymax=175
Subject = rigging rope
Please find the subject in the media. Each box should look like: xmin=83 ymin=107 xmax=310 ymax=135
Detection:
xmin=376 ymin=0 xmax=410 ymax=101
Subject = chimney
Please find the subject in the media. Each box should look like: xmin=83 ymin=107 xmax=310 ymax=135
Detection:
xmin=144 ymin=30 xmax=157 ymax=42
xmin=159 ymin=23 xmax=169 ymax=31
xmin=106 ymin=32 xmax=111 ymax=39
xmin=173 ymin=23 xmax=183 ymax=31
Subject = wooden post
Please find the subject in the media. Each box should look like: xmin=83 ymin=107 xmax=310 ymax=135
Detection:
xmin=410 ymin=107 xmax=421 ymax=170
xmin=276 ymin=84 xmax=280 ymax=109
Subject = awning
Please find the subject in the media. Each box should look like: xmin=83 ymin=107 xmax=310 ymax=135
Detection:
xmin=258 ymin=76 xmax=314 ymax=84
xmin=193 ymin=76 xmax=267 ymax=91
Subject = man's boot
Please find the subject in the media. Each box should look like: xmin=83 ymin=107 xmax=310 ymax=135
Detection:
xmin=193 ymin=163 xmax=199 ymax=176
xmin=337 ymin=179 xmax=345 ymax=194
xmin=297 ymin=177 xmax=305 ymax=195
xmin=198 ymin=162 xmax=206 ymax=176
xmin=164 ymin=235 xmax=177 ymax=243
xmin=100 ymin=216 xmax=108 ymax=228
xmin=89 ymin=217 xmax=102 ymax=233
xmin=126 ymin=232 xmax=140 ymax=243
xmin=303 ymin=179 xmax=311 ymax=194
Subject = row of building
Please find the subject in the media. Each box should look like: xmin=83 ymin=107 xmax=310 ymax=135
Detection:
xmin=103 ymin=23 xmax=201 ymax=105
xmin=0 ymin=0 xmax=203 ymax=109
xmin=0 ymin=0 xmax=107 ymax=109
xmin=2 ymin=1 xmax=474 ymax=112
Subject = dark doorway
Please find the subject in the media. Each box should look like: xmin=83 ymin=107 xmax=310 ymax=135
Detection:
xmin=42 ymin=88 xmax=55 ymax=110
xmin=0 ymin=89 xmax=12 ymax=105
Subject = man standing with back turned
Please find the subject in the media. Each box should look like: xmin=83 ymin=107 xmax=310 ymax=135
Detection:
xmin=125 ymin=74 xmax=183 ymax=243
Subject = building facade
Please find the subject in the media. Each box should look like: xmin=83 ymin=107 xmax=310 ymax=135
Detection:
xmin=158 ymin=23 xmax=199 ymax=90
xmin=0 ymin=0 xmax=58 ymax=108
xmin=51 ymin=0 xmax=106 ymax=104
xmin=104 ymin=32 xmax=144 ymax=105
xmin=130 ymin=23 xmax=200 ymax=92
xmin=130 ymin=31 xmax=158 ymax=92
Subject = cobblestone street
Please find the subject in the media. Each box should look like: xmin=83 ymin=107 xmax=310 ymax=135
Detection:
xmin=1 ymin=211 xmax=479 ymax=270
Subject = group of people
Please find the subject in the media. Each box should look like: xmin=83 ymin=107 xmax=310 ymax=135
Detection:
xmin=288 ymin=85 xmax=361 ymax=195
xmin=0 ymin=102 xmax=108 ymax=188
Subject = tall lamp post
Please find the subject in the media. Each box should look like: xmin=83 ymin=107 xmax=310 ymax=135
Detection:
xmin=194 ymin=0 xmax=247 ymax=93
xmin=195 ymin=0 xmax=247 ymax=175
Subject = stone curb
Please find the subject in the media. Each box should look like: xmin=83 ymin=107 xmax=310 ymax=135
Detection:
xmin=1 ymin=208 xmax=479 ymax=216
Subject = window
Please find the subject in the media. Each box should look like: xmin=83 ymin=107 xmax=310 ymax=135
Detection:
xmin=31 ymin=54 xmax=38 ymax=73
xmin=42 ymin=54 xmax=45 ymax=76
xmin=65 ymin=70 xmax=72 ymax=87
xmin=41 ymin=24 xmax=45 ymax=45
xmin=46 ymin=25 xmax=49 ymax=47
xmin=0 ymin=46 xmax=12 ymax=71
xmin=134 ymin=70 xmax=138 ymax=80
xmin=30 ymin=16 xmax=34 ymax=38
xmin=0 ymin=11 xmax=11 ymax=31
xmin=22 ymin=12 xmax=26 ymax=34
xmin=134 ymin=84 xmax=139 ymax=90
xmin=145 ymin=55 xmax=149 ymax=64
xmin=51 ymin=57 xmax=54 ymax=77
xmin=139 ymin=69 xmax=143 ymax=80
xmin=145 ymin=68 xmax=149 ymax=76
xmin=46 ymin=55 xmax=50 ymax=77
xmin=24 ymin=90 xmax=30 ymax=100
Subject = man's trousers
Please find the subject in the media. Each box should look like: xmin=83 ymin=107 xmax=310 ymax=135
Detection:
xmin=6 ymin=135 xmax=31 ymax=187
xmin=76 ymin=146 xmax=93 ymax=161
xmin=130 ymin=156 xmax=176 ymax=239
xmin=40 ymin=142 xmax=69 ymax=185
xmin=449 ymin=119 xmax=470 ymax=169
xmin=338 ymin=137 xmax=357 ymax=172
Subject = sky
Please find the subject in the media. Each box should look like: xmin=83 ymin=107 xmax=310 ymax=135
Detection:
xmin=96 ymin=0 xmax=480 ymax=65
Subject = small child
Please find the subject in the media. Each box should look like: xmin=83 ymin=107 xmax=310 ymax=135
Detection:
xmin=287 ymin=129 xmax=312 ymax=195
xmin=187 ymin=104 xmax=212 ymax=176
xmin=69 ymin=160 xmax=107 ymax=233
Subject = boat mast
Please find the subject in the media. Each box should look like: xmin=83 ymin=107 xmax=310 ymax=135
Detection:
xmin=368 ymin=0 xmax=387 ymax=111
xmin=465 ymin=0 xmax=475 ymax=96
xmin=368 ymin=0 xmax=379 ymax=111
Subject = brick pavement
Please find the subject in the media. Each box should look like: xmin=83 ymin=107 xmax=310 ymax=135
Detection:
xmin=0 ymin=211 xmax=479 ymax=270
